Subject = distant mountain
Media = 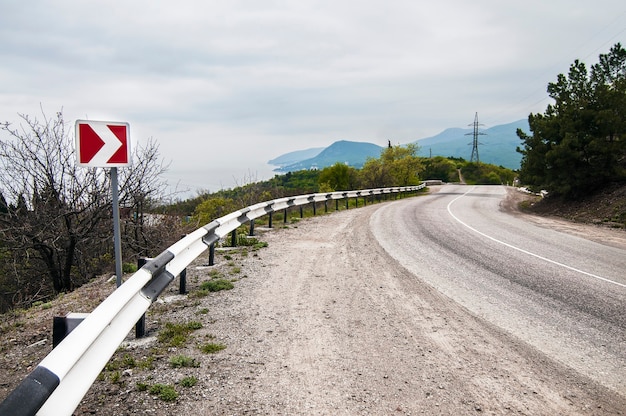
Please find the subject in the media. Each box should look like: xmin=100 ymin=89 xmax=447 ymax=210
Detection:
xmin=270 ymin=140 xmax=382 ymax=172
xmin=268 ymin=119 xmax=530 ymax=173
xmin=414 ymin=119 xmax=530 ymax=169
xmin=267 ymin=147 xmax=324 ymax=168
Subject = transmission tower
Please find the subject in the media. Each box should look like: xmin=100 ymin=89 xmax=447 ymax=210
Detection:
xmin=466 ymin=112 xmax=486 ymax=163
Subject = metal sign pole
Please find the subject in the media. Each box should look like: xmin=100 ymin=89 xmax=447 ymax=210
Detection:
xmin=111 ymin=167 xmax=123 ymax=287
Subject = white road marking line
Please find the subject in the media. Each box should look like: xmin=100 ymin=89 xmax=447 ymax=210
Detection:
xmin=447 ymin=187 xmax=626 ymax=289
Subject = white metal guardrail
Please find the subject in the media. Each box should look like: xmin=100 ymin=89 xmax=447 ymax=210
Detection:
xmin=0 ymin=184 xmax=424 ymax=416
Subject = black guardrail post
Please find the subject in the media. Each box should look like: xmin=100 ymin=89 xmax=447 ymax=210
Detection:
xmin=268 ymin=212 xmax=273 ymax=228
xmin=136 ymin=257 xmax=149 ymax=338
xmin=300 ymin=206 xmax=303 ymax=218
xmin=231 ymin=229 xmax=237 ymax=247
xmin=179 ymin=267 xmax=187 ymax=294
xmin=249 ymin=219 xmax=255 ymax=236
xmin=135 ymin=314 xmax=146 ymax=339
xmin=208 ymin=243 xmax=215 ymax=266
xmin=283 ymin=208 xmax=288 ymax=224
xmin=178 ymin=234 xmax=187 ymax=294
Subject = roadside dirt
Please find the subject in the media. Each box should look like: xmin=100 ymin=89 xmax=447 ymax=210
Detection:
xmin=503 ymin=186 xmax=626 ymax=250
xmin=1 ymin=188 xmax=625 ymax=415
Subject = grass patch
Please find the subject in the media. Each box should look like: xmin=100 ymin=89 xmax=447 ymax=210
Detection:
xmin=149 ymin=383 xmax=178 ymax=402
xmin=200 ymin=279 xmax=234 ymax=292
xmin=180 ymin=376 xmax=198 ymax=388
xmin=208 ymin=269 xmax=222 ymax=278
xmin=200 ymin=342 xmax=226 ymax=354
xmin=169 ymin=354 xmax=200 ymax=368
xmin=109 ymin=371 xmax=122 ymax=384
xmin=158 ymin=321 xmax=203 ymax=347
xmin=137 ymin=356 xmax=155 ymax=370
xmin=106 ymin=353 xmax=137 ymax=371
xmin=252 ymin=241 xmax=268 ymax=250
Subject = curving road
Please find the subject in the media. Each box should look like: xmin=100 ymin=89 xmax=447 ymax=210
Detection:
xmin=371 ymin=184 xmax=626 ymax=395
xmin=72 ymin=184 xmax=626 ymax=414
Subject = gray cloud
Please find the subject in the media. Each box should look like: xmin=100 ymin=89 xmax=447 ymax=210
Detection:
xmin=1 ymin=0 xmax=625 ymax=195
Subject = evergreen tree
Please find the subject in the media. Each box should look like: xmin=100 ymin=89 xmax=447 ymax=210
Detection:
xmin=517 ymin=43 xmax=626 ymax=198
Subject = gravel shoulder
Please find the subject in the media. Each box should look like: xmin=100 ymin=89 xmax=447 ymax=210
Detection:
xmin=2 ymin=189 xmax=626 ymax=415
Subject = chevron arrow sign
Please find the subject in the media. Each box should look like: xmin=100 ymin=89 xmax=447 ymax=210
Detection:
xmin=75 ymin=120 xmax=131 ymax=167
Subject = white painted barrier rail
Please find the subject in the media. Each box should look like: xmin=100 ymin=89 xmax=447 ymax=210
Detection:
xmin=0 ymin=184 xmax=425 ymax=416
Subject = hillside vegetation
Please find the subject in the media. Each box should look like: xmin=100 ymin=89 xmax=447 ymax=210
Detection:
xmin=517 ymin=43 xmax=626 ymax=200
xmin=166 ymin=145 xmax=515 ymax=222
xmin=514 ymin=43 xmax=626 ymax=228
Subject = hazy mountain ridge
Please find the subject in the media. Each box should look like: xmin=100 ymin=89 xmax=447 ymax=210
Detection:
xmin=271 ymin=140 xmax=383 ymax=172
xmin=267 ymin=147 xmax=325 ymax=168
xmin=414 ymin=119 xmax=530 ymax=168
xmin=268 ymin=119 xmax=529 ymax=172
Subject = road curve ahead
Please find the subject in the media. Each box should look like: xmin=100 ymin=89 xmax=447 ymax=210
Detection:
xmin=371 ymin=184 xmax=626 ymax=395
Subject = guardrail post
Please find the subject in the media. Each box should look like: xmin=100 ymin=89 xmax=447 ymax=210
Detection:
xmin=283 ymin=208 xmax=288 ymax=224
xmin=52 ymin=313 xmax=89 ymax=348
xmin=179 ymin=267 xmax=187 ymax=294
xmin=249 ymin=219 xmax=255 ymax=236
xmin=136 ymin=313 xmax=146 ymax=339
xmin=364 ymin=196 xmax=367 ymax=206
xmin=231 ymin=229 xmax=237 ymax=246
xmin=136 ymin=257 xmax=149 ymax=338
xmin=209 ymin=243 xmax=215 ymax=266
xmin=355 ymin=197 xmax=359 ymax=208
xmin=335 ymin=199 xmax=339 ymax=211
xmin=268 ymin=212 xmax=273 ymax=228
xmin=345 ymin=198 xmax=349 ymax=209
xmin=179 ymin=234 xmax=187 ymax=294
xmin=313 ymin=202 xmax=316 ymax=216
xmin=324 ymin=200 xmax=328 ymax=213
xmin=300 ymin=206 xmax=304 ymax=218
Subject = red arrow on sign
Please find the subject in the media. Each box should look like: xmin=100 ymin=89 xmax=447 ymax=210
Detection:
xmin=75 ymin=120 xmax=131 ymax=167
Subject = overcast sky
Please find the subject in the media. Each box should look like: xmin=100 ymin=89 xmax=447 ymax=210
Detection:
xmin=1 ymin=1 xmax=625 ymax=197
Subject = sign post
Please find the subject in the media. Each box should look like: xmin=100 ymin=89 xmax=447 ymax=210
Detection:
xmin=75 ymin=120 xmax=131 ymax=287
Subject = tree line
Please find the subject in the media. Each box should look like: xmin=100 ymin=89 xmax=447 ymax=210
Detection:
xmin=517 ymin=43 xmax=626 ymax=199
xmin=189 ymin=145 xmax=515 ymax=226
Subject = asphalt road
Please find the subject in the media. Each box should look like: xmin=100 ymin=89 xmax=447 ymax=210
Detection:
xmin=370 ymin=184 xmax=626 ymax=395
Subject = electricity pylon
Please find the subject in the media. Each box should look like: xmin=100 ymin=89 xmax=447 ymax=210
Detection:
xmin=466 ymin=112 xmax=486 ymax=163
